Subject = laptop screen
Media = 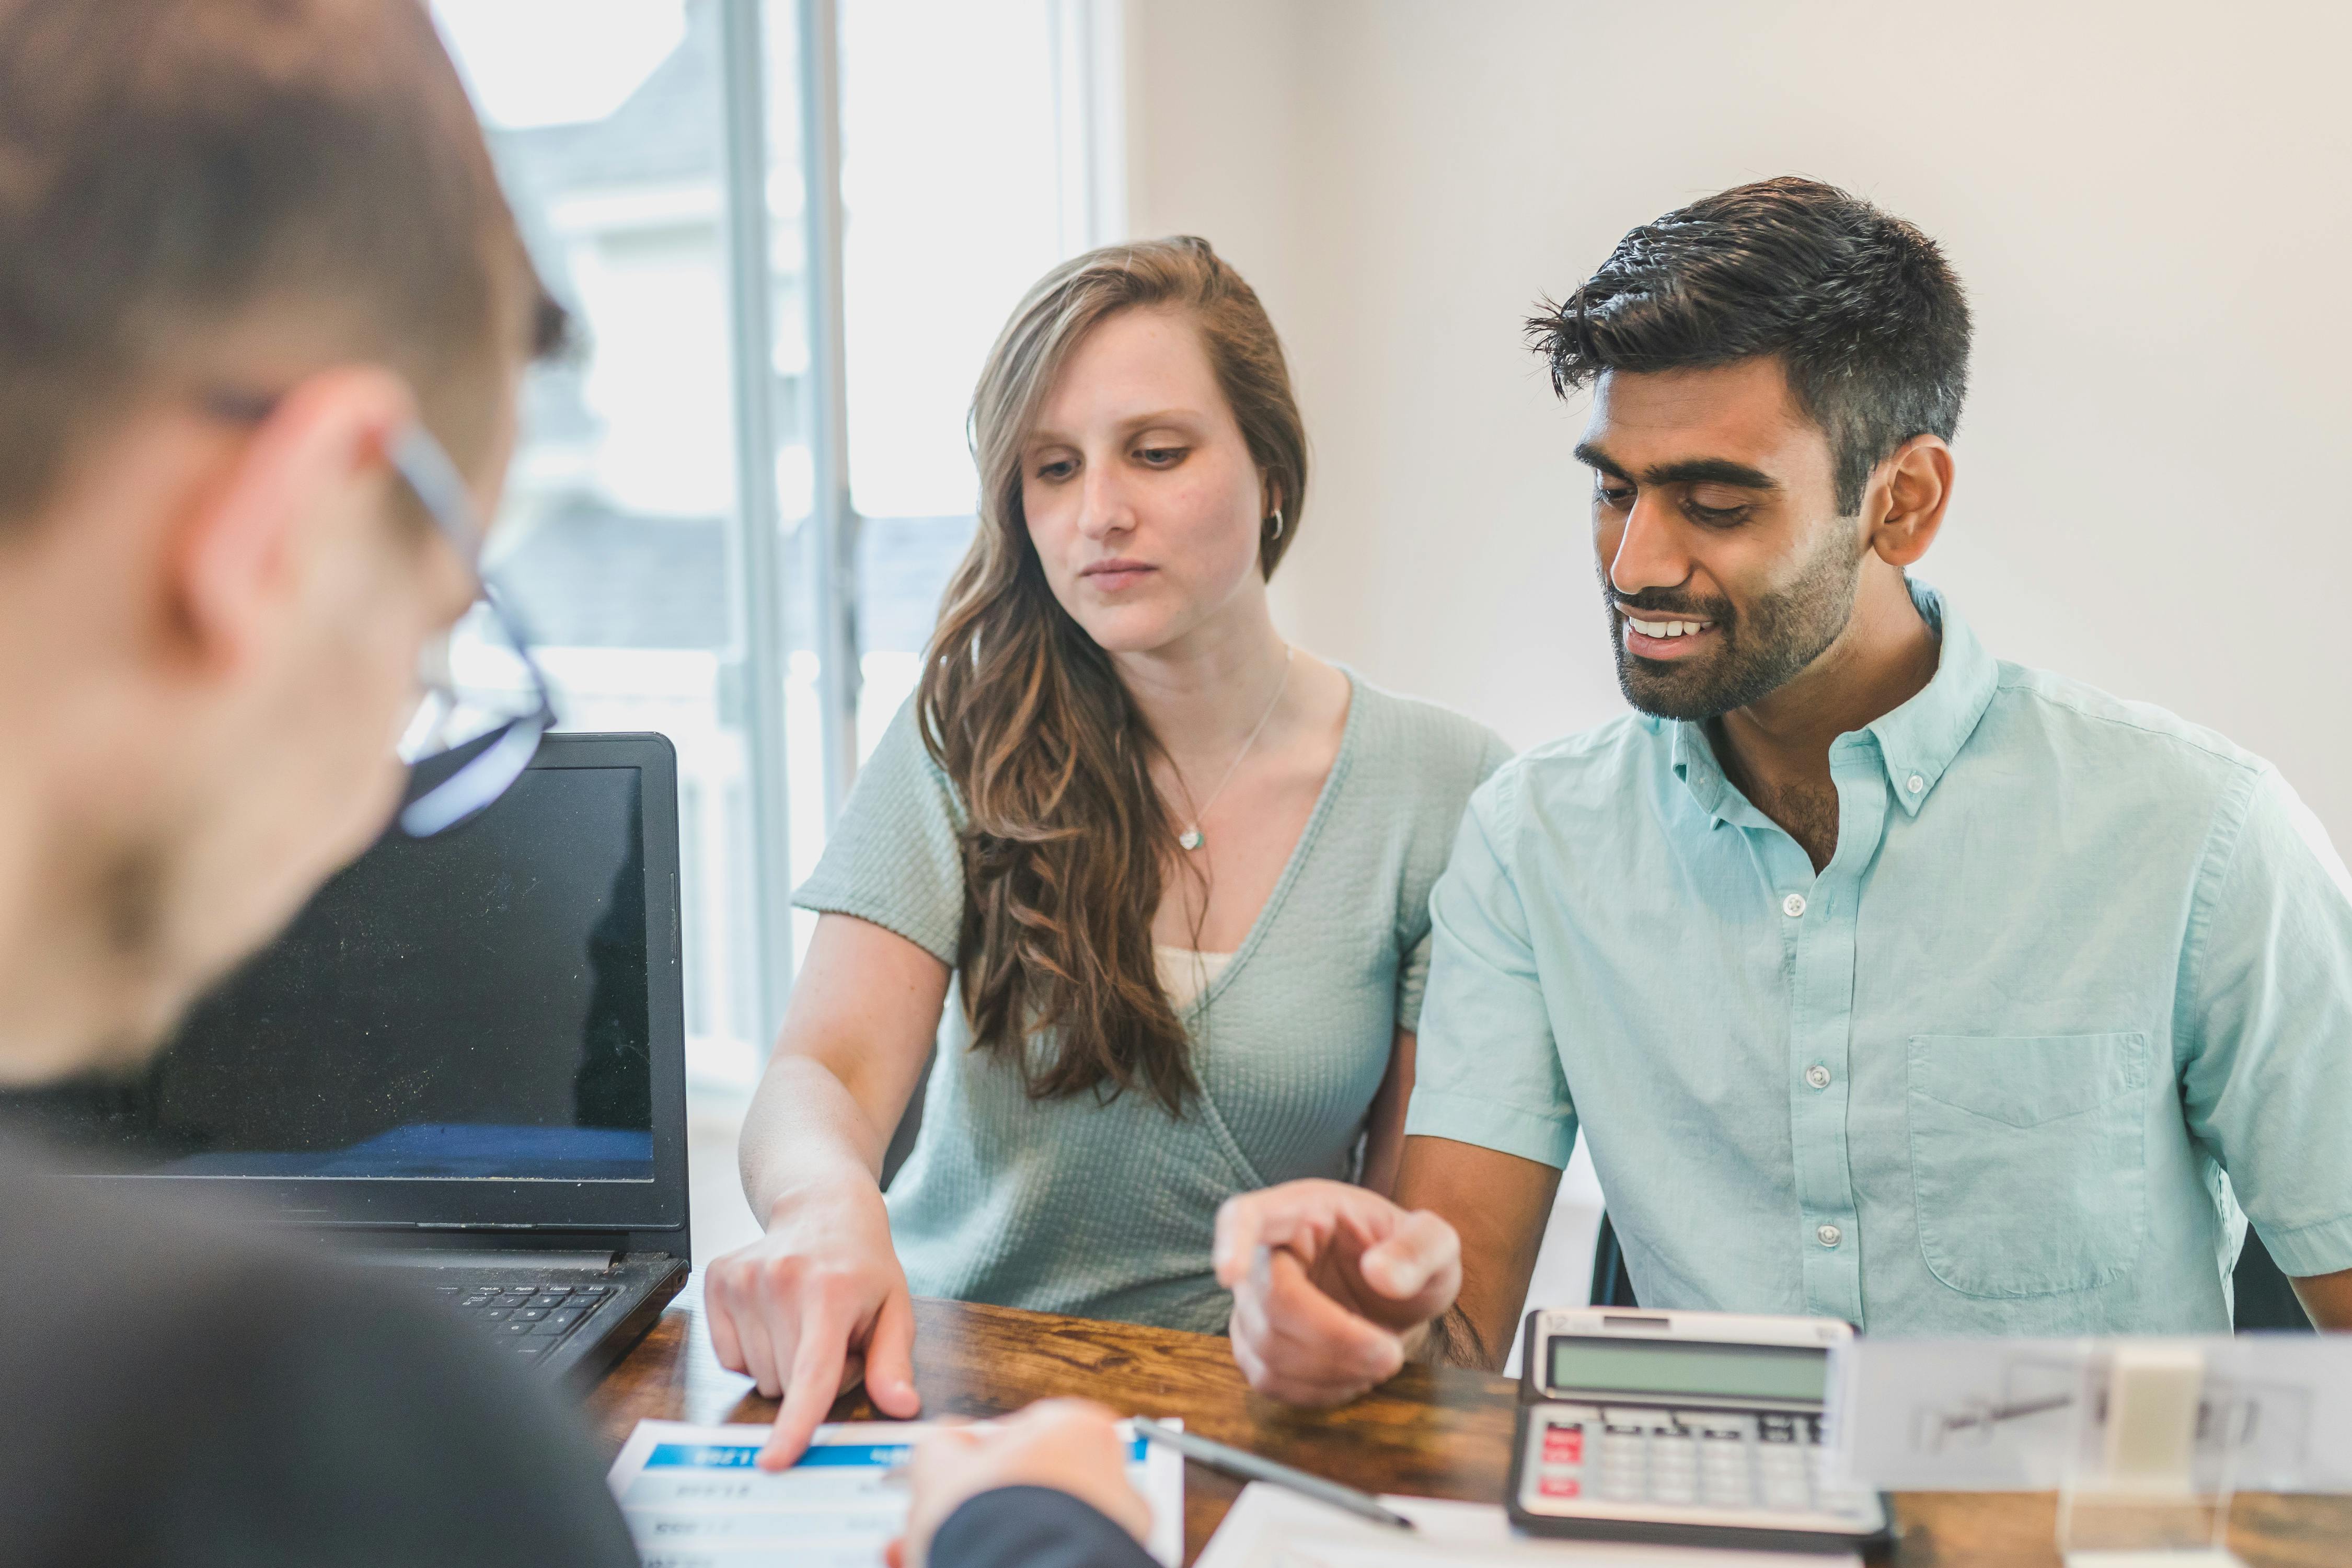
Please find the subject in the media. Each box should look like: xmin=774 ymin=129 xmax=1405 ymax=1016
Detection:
xmin=10 ymin=758 xmax=662 ymax=1190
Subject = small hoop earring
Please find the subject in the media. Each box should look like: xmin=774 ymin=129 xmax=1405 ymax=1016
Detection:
xmin=1266 ymin=508 xmax=1285 ymax=541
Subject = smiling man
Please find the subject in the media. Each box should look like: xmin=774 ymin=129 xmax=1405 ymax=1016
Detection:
xmin=1214 ymin=177 xmax=2352 ymax=1402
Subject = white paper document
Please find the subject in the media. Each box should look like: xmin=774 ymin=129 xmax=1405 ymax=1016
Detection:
xmin=1194 ymin=1482 xmax=1859 ymax=1568
xmin=606 ymin=1418 xmax=1185 ymax=1568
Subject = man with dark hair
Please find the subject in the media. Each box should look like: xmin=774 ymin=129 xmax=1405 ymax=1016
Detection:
xmin=1212 ymin=176 xmax=2352 ymax=1401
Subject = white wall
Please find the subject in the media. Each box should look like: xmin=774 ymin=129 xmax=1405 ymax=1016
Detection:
xmin=1125 ymin=0 xmax=2352 ymax=845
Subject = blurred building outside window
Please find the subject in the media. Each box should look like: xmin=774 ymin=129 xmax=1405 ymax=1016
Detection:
xmin=430 ymin=0 xmax=1124 ymax=1248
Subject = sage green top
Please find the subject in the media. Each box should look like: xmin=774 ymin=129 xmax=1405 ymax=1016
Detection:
xmin=794 ymin=672 xmax=1511 ymax=1333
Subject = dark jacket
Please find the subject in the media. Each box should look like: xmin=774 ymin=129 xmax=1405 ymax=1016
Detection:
xmin=935 ymin=1486 xmax=1160 ymax=1568
xmin=0 ymin=1137 xmax=639 ymax=1567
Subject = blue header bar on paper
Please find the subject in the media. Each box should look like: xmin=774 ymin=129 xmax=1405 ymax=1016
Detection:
xmin=645 ymin=1435 xmax=1150 ymax=1470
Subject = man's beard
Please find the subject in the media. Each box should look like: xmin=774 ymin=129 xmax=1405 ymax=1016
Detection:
xmin=1604 ymin=526 xmax=1866 ymax=722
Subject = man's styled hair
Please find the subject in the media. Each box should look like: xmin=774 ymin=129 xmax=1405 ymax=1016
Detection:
xmin=0 ymin=0 xmax=564 ymax=529
xmin=1528 ymin=177 xmax=1970 ymax=515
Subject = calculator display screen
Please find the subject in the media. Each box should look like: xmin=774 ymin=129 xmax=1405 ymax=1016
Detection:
xmin=1546 ymin=1336 xmax=1826 ymax=1403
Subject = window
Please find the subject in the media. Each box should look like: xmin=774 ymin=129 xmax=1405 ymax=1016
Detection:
xmin=838 ymin=0 xmax=1064 ymax=758
xmin=432 ymin=0 xmax=1120 ymax=1255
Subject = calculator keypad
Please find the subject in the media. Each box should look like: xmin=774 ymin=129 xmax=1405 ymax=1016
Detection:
xmin=1526 ymin=1403 xmax=1875 ymax=1525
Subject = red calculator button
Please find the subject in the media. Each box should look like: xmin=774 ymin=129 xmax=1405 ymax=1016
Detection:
xmin=1539 ymin=1475 xmax=1582 ymax=1498
xmin=1543 ymin=1428 xmax=1584 ymax=1464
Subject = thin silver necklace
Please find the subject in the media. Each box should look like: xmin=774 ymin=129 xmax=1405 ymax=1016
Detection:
xmin=1172 ymin=646 xmax=1294 ymax=852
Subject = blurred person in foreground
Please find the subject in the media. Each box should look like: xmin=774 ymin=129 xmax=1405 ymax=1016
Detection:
xmin=0 ymin=4 xmax=1158 ymax=1563
xmin=0 ymin=1 xmax=637 ymax=1560
xmin=0 ymin=2 xmax=1129 ymax=1563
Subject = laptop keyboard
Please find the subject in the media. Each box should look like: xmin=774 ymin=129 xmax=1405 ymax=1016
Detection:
xmin=426 ymin=1279 xmax=616 ymax=1364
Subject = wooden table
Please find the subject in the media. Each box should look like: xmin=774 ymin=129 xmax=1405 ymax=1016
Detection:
xmin=589 ymin=1283 xmax=2352 ymax=1566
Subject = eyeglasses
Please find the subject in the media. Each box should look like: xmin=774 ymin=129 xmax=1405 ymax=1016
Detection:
xmin=200 ymin=391 xmax=558 ymax=837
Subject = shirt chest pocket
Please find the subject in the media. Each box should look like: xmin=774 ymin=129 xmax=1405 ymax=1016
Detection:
xmin=1906 ymin=1032 xmax=2150 ymax=1298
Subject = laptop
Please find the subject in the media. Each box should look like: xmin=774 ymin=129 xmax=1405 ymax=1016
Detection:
xmin=14 ymin=732 xmax=690 ymax=1386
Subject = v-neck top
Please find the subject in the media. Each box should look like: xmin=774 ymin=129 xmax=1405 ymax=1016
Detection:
xmin=793 ymin=672 xmax=1510 ymax=1332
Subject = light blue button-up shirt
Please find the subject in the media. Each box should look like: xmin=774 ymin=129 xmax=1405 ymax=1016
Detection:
xmin=1406 ymin=584 xmax=2352 ymax=1333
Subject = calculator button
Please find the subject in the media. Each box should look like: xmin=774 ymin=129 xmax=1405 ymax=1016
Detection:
xmin=1537 ymin=1475 xmax=1582 ymax=1499
xmin=1542 ymin=1426 xmax=1584 ymax=1465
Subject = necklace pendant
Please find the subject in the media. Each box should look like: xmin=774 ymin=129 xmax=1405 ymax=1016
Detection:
xmin=1179 ymin=827 xmax=1204 ymax=851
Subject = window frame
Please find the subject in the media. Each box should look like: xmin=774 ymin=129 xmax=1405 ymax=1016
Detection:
xmin=714 ymin=0 xmax=1125 ymax=1048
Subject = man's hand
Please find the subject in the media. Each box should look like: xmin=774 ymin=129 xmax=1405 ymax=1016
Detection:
xmin=1215 ymin=1179 xmax=1462 ymax=1405
xmin=888 ymin=1400 xmax=1150 ymax=1568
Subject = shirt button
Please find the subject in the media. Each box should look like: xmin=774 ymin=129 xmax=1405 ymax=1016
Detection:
xmin=1781 ymin=893 xmax=1807 ymax=918
xmin=1816 ymin=1224 xmax=1842 ymax=1248
xmin=1805 ymin=1064 xmax=1831 ymax=1090
xmin=1906 ymin=773 xmax=1925 ymax=794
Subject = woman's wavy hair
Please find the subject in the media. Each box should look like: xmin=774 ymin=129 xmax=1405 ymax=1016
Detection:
xmin=917 ymin=235 xmax=1307 ymax=1114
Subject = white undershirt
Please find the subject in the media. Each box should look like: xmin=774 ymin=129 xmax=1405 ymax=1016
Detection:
xmin=1154 ymin=943 xmax=1236 ymax=1011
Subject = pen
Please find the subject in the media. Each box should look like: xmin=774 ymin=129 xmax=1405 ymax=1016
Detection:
xmin=1130 ymin=1416 xmax=1416 ymax=1532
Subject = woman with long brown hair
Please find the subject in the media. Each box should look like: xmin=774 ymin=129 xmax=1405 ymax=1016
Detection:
xmin=706 ymin=237 xmax=1507 ymax=1466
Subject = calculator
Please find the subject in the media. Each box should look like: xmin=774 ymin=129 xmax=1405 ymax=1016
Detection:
xmin=1506 ymin=1307 xmax=1890 ymax=1553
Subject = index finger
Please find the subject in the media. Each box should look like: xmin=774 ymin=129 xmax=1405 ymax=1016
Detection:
xmin=758 ymin=1311 xmax=850 ymax=1471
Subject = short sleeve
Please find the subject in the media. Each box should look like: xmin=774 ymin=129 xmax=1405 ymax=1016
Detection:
xmin=1403 ymin=766 xmax=1578 ymax=1168
xmin=2180 ymin=765 xmax=2352 ymax=1277
xmin=1392 ymin=723 xmax=1515 ymax=1034
xmin=792 ymin=699 xmax=967 ymax=967
xmin=1394 ymin=930 xmax=1435 ymax=1034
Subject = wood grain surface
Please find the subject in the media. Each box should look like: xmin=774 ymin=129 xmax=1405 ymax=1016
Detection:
xmin=586 ymin=1280 xmax=2352 ymax=1566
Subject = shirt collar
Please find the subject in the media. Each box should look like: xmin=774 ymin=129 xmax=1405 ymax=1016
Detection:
xmin=1667 ymin=579 xmax=1999 ymax=825
xmin=1861 ymin=580 xmax=1999 ymax=816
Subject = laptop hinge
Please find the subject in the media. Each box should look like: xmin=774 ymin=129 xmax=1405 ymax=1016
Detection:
xmin=345 ymin=1249 xmax=620 ymax=1270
